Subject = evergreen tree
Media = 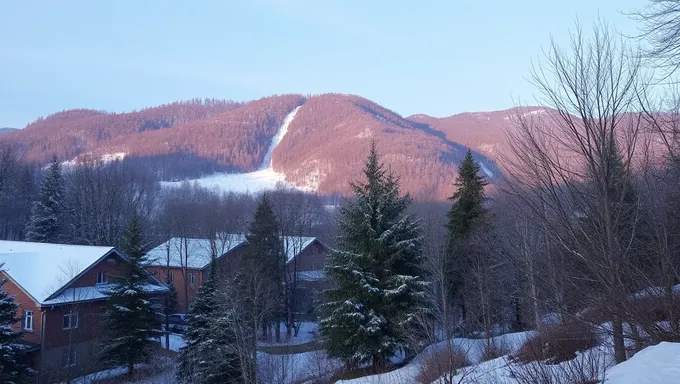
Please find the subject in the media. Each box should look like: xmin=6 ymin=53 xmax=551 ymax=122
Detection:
xmin=101 ymin=212 xmax=161 ymax=376
xmin=320 ymin=141 xmax=426 ymax=369
xmin=25 ymin=156 xmax=64 ymax=243
xmin=178 ymin=253 xmax=241 ymax=383
xmin=245 ymin=194 xmax=284 ymax=339
xmin=445 ymin=149 xmax=488 ymax=321
xmin=0 ymin=269 xmax=32 ymax=383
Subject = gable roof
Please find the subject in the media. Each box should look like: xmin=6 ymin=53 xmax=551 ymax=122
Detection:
xmin=146 ymin=235 xmax=247 ymax=269
xmin=0 ymin=241 xmax=116 ymax=304
xmin=147 ymin=235 xmax=323 ymax=269
xmin=281 ymin=236 xmax=318 ymax=262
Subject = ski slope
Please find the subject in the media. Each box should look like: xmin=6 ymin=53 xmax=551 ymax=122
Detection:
xmin=161 ymin=106 xmax=308 ymax=194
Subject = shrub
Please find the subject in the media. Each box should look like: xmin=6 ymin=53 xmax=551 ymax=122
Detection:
xmin=511 ymin=322 xmax=597 ymax=364
xmin=415 ymin=345 xmax=471 ymax=384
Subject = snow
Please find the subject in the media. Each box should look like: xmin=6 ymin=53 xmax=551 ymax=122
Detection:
xmin=61 ymin=152 xmax=126 ymax=168
xmin=605 ymin=342 xmax=680 ymax=383
xmin=161 ymin=106 xmax=312 ymax=194
xmin=259 ymin=349 xmax=342 ymax=384
xmin=159 ymin=332 xmax=186 ymax=352
xmin=259 ymin=322 xmax=320 ymax=346
xmin=0 ymin=241 xmax=115 ymax=303
xmin=479 ymin=161 xmax=494 ymax=178
xmin=283 ymin=236 xmax=317 ymax=262
xmin=259 ymin=106 xmax=301 ymax=170
xmin=338 ymin=331 xmax=534 ymax=384
xmin=146 ymin=235 xmax=246 ymax=269
xmin=146 ymin=235 xmax=316 ymax=268
xmin=297 ymin=270 xmax=325 ymax=281
xmin=42 ymin=283 xmax=167 ymax=305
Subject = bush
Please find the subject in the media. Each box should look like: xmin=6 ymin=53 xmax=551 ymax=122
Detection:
xmin=511 ymin=322 xmax=597 ymax=364
xmin=480 ymin=337 xmax=513 ymax=362
xmin=415 ymin=345 xmax=471 ymax=384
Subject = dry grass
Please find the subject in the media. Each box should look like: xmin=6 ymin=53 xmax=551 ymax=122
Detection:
xmin=511 ymin=322 xmax=597 ymax=364
xmin=415 ymin=345 xmax=471 ymax=384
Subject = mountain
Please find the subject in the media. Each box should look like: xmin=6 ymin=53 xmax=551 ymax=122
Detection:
xmin=0 ymin=128 xmax=18 ymax=136
xmin=0 ymin=94 xmax=523 ymax=200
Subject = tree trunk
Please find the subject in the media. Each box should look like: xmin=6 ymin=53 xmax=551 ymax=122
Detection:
xmin=613 ymin=315 xmax=627 ymax=364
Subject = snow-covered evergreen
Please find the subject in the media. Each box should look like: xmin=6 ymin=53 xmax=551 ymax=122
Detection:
xmin=320 ymin=141 xmax=427 ymax=369
xmin=101 ymin=212 xmax=161 ymax=376
xmin=178 ymin=254 xmax=242 ymax=383
xmin=0 ymin=267 xmax=32 ymax=383
xmin=25 ymin=156 xmax=64 ymax=243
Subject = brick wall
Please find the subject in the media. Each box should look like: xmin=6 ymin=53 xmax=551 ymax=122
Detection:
xmin=290 ymin=240 xmax=327 ymax=272
xmin=147 ymin=266 xmax=202 ymax=313
xmin=70 ymin=252 xmax=123 ymax=288
xmin=0 ymin=271 xmax=42 ymax=345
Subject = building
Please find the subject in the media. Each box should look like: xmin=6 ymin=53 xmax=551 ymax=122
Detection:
xmin=0 ymin=241 xmax=168 ymax=383
xmin=145 ymin=234 xmax=247 ymax=313
xmin=146 ymin=235 xmax=328 ymax=314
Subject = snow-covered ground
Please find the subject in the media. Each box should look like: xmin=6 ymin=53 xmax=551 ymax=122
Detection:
xmin=259 ymin=321 xmax=320 ymax=346
xmin=339 ymin=330 xmax=680 ymax=384
xmin=159 ymin=333 xmax=186 ymax=352
xmin=161 ymin=106 xmax=312 ymax=195
xmin=605 ymin=342 xmax=680 ymax=383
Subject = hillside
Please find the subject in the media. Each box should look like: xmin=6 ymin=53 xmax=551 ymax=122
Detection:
xmin=0 ymin=128 xmax=17 ymax=136
xmin=0 ymin=94 xmax=516 ymax=200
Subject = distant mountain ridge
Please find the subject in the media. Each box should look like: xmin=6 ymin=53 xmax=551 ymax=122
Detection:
xmin=0 ymin=128 xmax=18 ymax=136
xmin=0 ymin=94 xmax=529 ymax=200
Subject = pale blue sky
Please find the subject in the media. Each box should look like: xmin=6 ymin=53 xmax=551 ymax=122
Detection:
xmin=0 ymin=0 xmax=642 ymax=128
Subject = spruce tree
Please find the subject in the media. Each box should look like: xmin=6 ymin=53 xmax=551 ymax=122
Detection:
xmin=320 ymin=141 xmax=426 ymax=369
xmin=245 ymin=194 xmax=284 ymax=340
xmin=445 ymin=149 xmax=488 ymax=321
xmin=101 ymin=212 xmax=161 ymax=376
xmin=26 ymin=156 xmax=64 ymax=243
xmin=0 ymin=270 xmax=32 ymax=383
xmin=178 ymin=254 xmax=241 ymax=383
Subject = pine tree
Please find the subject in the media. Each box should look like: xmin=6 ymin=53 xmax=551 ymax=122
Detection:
xmin=245 ymin=194 xmax=284 ymax=340
xmin=320 ymin=141 xmax=427 ymax=369
xmin=178 ymin=253 xmax=242 ymax=383
xmin=25 ymin=156 xmax=64 ymax=243
xmin=101 ymin=212 xmax=161 ymax=376
xmin=0 ymin=269 xmax=32 ymax=383
xmin=445 ymin=149 xmax=488 ymax=321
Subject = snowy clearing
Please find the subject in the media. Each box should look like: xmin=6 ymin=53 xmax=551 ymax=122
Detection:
xmin=161 ymin=106 xmax=314 ymax=194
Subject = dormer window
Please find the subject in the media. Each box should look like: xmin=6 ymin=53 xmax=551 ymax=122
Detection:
xmin=96 ymin=271 xmax=108 ymax=285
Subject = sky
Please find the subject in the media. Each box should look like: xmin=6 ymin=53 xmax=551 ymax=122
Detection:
xmin=0 ymin=0 xmax=644 ymax=128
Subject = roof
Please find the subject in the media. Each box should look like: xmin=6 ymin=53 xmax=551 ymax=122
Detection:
xmin=147 ymin=235 xmax=320 ymax=268
xmin=42 ymin=283 xmax=168 ymax=306
xmin=281 ymin=236 xmax=317 ymax=262
xmin=0 ymin=241 xmax=116 ymax=304
xmin=146 ymin=235 xmax=246 ymax=269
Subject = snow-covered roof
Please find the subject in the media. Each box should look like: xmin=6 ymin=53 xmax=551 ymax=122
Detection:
xmin=0 ymin=241 xmax=115 ymax=304
xmin=147 ymin=235 xmax=319 ymax=269
xmin=42 ymin=283 xmax=168 ymax=306
xmin=297 ymin=270 xmax=325 ymax=282
xmin=146 ymin=235 xmax=246 ymax=269
xmin=282 ymin=236 xmax=317 ymax=262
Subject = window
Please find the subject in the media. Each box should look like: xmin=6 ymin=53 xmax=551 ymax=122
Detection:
xmin=23 ymin=311 xmax=33 ymax=331
xmin=63 ymin=310 xmax=78 ymax=330
xmin=61 ymin=347 xmax=77 ymax=367
xmin=167 ymin=270 xmax=174 ymax=283
xmin=189 ymin=273 xmax=196 ymax=285
xmin=96 ymin=271 xmax=108 ymax=284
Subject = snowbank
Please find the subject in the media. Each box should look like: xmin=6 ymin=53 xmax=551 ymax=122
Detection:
xmin=605 ymin=342 xmax=680 ymax=384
